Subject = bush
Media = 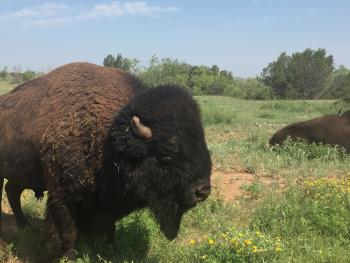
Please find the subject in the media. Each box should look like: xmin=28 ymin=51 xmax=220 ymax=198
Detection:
xmin=237 ymin=78 xmax=273 ymax=100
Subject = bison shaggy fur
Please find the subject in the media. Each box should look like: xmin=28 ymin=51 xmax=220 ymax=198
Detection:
xmin=0 ymin=62 xmax=212 ymax=258
xmin=269 ymin=111 xmax=350 ymax=152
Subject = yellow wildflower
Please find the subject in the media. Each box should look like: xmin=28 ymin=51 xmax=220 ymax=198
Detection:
xmin=189 ymin=239 xmax=196 ymax=245
xmin=275 ymin=246 xmax=282 ymax=252
xmin=244 ymin=240 xmax=252 ymax=246
xmin=208 ymin=239 xmax=215 ymax=245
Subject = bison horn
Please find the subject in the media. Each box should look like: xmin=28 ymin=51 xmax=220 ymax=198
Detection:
xmin=131 ymin=116 xmax=153 ymax=139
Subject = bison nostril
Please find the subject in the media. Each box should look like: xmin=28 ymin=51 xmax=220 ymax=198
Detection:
xmin=194 ymin=185 xmax=211 ymax=201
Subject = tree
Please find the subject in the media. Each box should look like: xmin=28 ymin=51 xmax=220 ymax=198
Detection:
xmin=102 ymin=53 xmax=140 ymax=73
xmin=239 ymin=78 xmax=273 ymax=100
xmin=261 ymin=52 xmax=291 ymax=98
xmin=22 ymin=70 xmax=38 ymax=82
xmin=325 ymin=65 xmax=350 ymax=99
xmin=261 ymin=49 xmax=334 ymax=99
xmin=0 ymin=66 xmax=9 ymax=80
xmin=103 ymin=54 xmax=115 ymax=68
xmin=210 ymin=65 xmax=220 ymax=75
xmin=288 ymin=49 xmax=333 ymax=99
xmin=139 ymin=57 xmax=192 ymax=89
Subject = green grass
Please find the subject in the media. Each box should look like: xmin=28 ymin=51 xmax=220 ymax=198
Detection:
xmin=1 ymin=96 xmax=350 ymax=262
xmin=0 ymin=80 xmax=15 ymax=95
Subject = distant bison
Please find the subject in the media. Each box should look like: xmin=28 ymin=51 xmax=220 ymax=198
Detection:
xmin=0 ymin=63 xmax=212 ymax=258
xmin=269 ymin=111 xmax=350 ymax=152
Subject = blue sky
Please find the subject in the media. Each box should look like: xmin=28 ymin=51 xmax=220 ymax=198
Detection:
xmin=0 ymin=0 xmax=349 ymax=77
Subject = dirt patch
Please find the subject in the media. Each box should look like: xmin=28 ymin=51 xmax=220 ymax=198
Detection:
xmin=212 ymin=171 xmax=286 ymax=202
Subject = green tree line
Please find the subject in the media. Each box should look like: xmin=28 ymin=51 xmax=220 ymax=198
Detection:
xmin=261 ymin=48 xmax=349 ymax=99
xmin=2 ymin=48 xmax=349 ymax=100
xmin=103 ymin=49 xmax=350 ymax=100
xmin=0 ymin=66 xmax=40 ymax=85
xmin=103 ymin=54 xmax=272 ymax=100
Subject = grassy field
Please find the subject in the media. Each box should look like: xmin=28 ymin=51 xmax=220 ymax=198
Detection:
xmin=0 ymin=81 xmax=15 ymax=95
xmin=0 ymin=95 xmax=350 ymax=262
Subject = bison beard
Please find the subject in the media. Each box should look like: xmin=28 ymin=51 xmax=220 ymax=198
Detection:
xmin=0 ymin=63 xmax=212 ymax=259
xmin=149 ymin=196 xmax=183 ymax=240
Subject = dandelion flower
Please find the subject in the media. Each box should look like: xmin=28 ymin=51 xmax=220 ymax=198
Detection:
xmin=244 ymin=240 xmax=252 ymax=246
xmin=208 ymin=239 xmax=215 ymax=245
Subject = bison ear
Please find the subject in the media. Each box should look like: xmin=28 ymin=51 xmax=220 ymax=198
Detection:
xmin=130 ymin=116 xmax=153 ymax=140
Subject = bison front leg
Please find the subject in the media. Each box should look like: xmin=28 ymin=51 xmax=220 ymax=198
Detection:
xmin=77 ymin=208 xmax=116 ymax=243
xmin=0 ymin=177 xmax=3 ymax=232
xmin=45 ymin=190 xmax=78 ymax=260
xmin=5 ymin=181 xmax=30 ymax=228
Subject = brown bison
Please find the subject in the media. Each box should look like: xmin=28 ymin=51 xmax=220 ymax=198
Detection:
xmin=269 ymin=111 xmax=350 ymax=152
xmin=0 ymin=63 xmax=212 ymax=258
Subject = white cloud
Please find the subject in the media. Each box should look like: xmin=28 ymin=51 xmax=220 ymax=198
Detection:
xmin=80 ymin=1 xmax=177 ymax=20
xmin=123 ymin=2 xmax=177 ymax=15
xmin=11 ymin=3 xmax=69 ymax=18
xmin=0 ymin=1 xmax=178 ymax=28
xmin=25 ymin=16 xmax=73 ymax=27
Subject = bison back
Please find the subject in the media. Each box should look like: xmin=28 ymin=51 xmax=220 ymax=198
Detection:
xmin=0 ymin=62 xmax=143 ymax=194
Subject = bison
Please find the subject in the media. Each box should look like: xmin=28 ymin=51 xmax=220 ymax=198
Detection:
xmin=0 ymin=62 xmax=212 ymax=258
xmin=269 ymin=110 xmax=350 ymax=152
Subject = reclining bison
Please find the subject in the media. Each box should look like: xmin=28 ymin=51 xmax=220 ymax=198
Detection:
xmin=269 ymin=111 xmax=350 ymax=152
xmin=0 ymin=62 xmax=212 ymax=258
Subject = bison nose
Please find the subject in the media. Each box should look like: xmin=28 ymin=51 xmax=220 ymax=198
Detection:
xmin=194 ymin=185 xmax=211 ymax=202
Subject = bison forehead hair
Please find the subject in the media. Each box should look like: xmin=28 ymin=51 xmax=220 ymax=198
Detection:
xmin=104 ymin=85 xmax=212 ymax=239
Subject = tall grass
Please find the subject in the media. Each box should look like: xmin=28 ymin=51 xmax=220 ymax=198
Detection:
xmin=0 ymin=80 xmax=14 ymax=95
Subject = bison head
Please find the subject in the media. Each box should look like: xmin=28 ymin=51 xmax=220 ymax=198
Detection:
xmin=269 ymin=129 xmax=288 ymax=146
xmin=106 ymin=85 xmax=212 ymax=240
